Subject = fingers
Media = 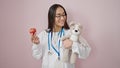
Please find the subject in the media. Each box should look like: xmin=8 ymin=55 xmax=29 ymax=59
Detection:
xmin=31 ymin=35 xmax=40 ymax=44
xmin=29 ymin=28 xmax=39 ymax=44
xmin=62 ymin=39 xmax=73 ymax=49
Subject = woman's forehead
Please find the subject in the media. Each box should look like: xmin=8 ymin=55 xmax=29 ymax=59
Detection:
xmin=56 ymin=7 xmax=65 ymax=15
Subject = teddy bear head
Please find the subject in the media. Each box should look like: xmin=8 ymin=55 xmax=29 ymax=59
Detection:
xmin=69 ymin=21 xmax=82 ymax=36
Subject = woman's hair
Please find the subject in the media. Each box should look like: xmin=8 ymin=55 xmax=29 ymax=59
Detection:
xmin=48 ymin=4 xmax=69 ymax=32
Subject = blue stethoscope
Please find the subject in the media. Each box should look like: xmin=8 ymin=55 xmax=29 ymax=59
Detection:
xmin=48 ymin=28 xmax=64 ymax=60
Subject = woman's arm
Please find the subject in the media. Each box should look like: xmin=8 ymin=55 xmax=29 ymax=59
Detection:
xmin=32 ymin=43 xmax=43 ymax=60
xmin=31 ymin=31 xmax=45 ymax=60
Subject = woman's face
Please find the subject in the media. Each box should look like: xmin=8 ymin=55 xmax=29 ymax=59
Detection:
xmin=54 ymin=7 xmax=66 ymax=28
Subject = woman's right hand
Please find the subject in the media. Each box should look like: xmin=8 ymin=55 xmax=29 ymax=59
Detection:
xmin=31 ymin=34 xmax=40 ymax=44
xmin=29 ymin=28 xmax=40 ymax=44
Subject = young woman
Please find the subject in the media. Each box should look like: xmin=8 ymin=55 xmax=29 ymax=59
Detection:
xmin=30 ymin=4 xmax=91 ymax=68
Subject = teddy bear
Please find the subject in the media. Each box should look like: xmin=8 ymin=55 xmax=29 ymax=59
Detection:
xmin=62 ymin=21 xmax=82 ymax=64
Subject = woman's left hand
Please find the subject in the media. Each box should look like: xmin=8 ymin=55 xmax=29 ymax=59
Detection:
xmin=62 ymin=39 xmax=73 ymax=49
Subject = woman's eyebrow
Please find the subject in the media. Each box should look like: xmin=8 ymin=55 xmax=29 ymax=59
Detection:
xmin=56 ymin=12 xmax=65 ymax=15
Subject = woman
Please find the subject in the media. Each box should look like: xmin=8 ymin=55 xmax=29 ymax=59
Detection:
xmin=30 ymin=4 xmax=91 ymax=68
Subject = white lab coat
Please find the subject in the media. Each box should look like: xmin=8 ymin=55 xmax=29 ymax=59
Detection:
xmin=32 ymin=29 xmax=91 ymax=68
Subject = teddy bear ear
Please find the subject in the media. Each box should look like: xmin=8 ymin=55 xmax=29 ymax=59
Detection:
xmin=69 ymin=21 xmax=75 ymax=27
xmin=77 ymin=23 xmax=83 ymax=29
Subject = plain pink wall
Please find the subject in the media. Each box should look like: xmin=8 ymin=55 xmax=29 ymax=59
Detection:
xmin=0 ymin=0 xmax=120 ymax=68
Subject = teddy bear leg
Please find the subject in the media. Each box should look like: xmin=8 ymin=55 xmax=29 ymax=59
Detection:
xmin=70 ymin=53 xmax=78 ymax=64
xmin=62 ymin=49 xmax=69 ymax=62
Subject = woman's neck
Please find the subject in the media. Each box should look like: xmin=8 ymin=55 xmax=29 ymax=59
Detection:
xmin=53 ymin=26 xmax=62 ymax=32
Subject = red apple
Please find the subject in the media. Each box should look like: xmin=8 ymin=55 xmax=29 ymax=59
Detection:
xmin=29 ymin=28 xmax=36 ymax=35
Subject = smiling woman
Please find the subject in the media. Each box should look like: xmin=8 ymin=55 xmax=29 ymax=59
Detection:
xmin=54 ymin=7 xmax=67 ymax=32
xmin=0 ymin=0 xmax=120 ymax=68
xmin=30 ymin=4 xmax=91 ymax=68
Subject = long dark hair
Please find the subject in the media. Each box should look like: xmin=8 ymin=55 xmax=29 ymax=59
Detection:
xmin=48 ymin=4 xmax=69 ymax=32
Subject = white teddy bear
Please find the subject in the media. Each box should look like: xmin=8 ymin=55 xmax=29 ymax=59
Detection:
xmin=62 ymin=21 xmax=82 ymax=64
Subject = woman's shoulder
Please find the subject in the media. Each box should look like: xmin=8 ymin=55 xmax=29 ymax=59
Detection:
xmin=37 ymin=29 xmax=49 ymax=37
xmin=64 ymin=28 xmax=70 ymax=31
xmin=64 ymin=29 xmax=70 ymax=33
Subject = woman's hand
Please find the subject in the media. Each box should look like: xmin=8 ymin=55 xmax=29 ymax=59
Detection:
xmin=29 ymin=28 xmax=40 ymax=44
xmin=31 ymin=34 xmax=40 ymax=44
xmin=62 ymin=39 xmax=73 ymax=49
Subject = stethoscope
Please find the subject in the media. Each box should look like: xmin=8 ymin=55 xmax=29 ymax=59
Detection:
xmin=48 ymin=28 xmax=64 ymax=60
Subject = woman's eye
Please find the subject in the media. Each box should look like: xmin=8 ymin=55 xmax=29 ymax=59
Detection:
xmin=56 ymin=16 xmax=61 ymax=18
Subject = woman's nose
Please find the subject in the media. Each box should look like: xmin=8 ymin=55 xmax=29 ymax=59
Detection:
xmin=60 ymin=16 xmax=65 ymax=20
xmin=60 ymin=16 xmax=64 ymax=20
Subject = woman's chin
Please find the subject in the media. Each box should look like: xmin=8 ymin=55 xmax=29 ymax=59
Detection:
xmin=60 ymin=25 xmax=64 ymax=27
xmin=60 ymin=23 xmax=65 ymax=26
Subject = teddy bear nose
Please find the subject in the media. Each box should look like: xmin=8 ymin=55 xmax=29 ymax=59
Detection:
xmin=75 ymin=30 xmax=78 ymax=32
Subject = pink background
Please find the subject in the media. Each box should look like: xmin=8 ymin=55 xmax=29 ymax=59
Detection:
xmin=0 ymin=0 xmax=120 ymax=68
